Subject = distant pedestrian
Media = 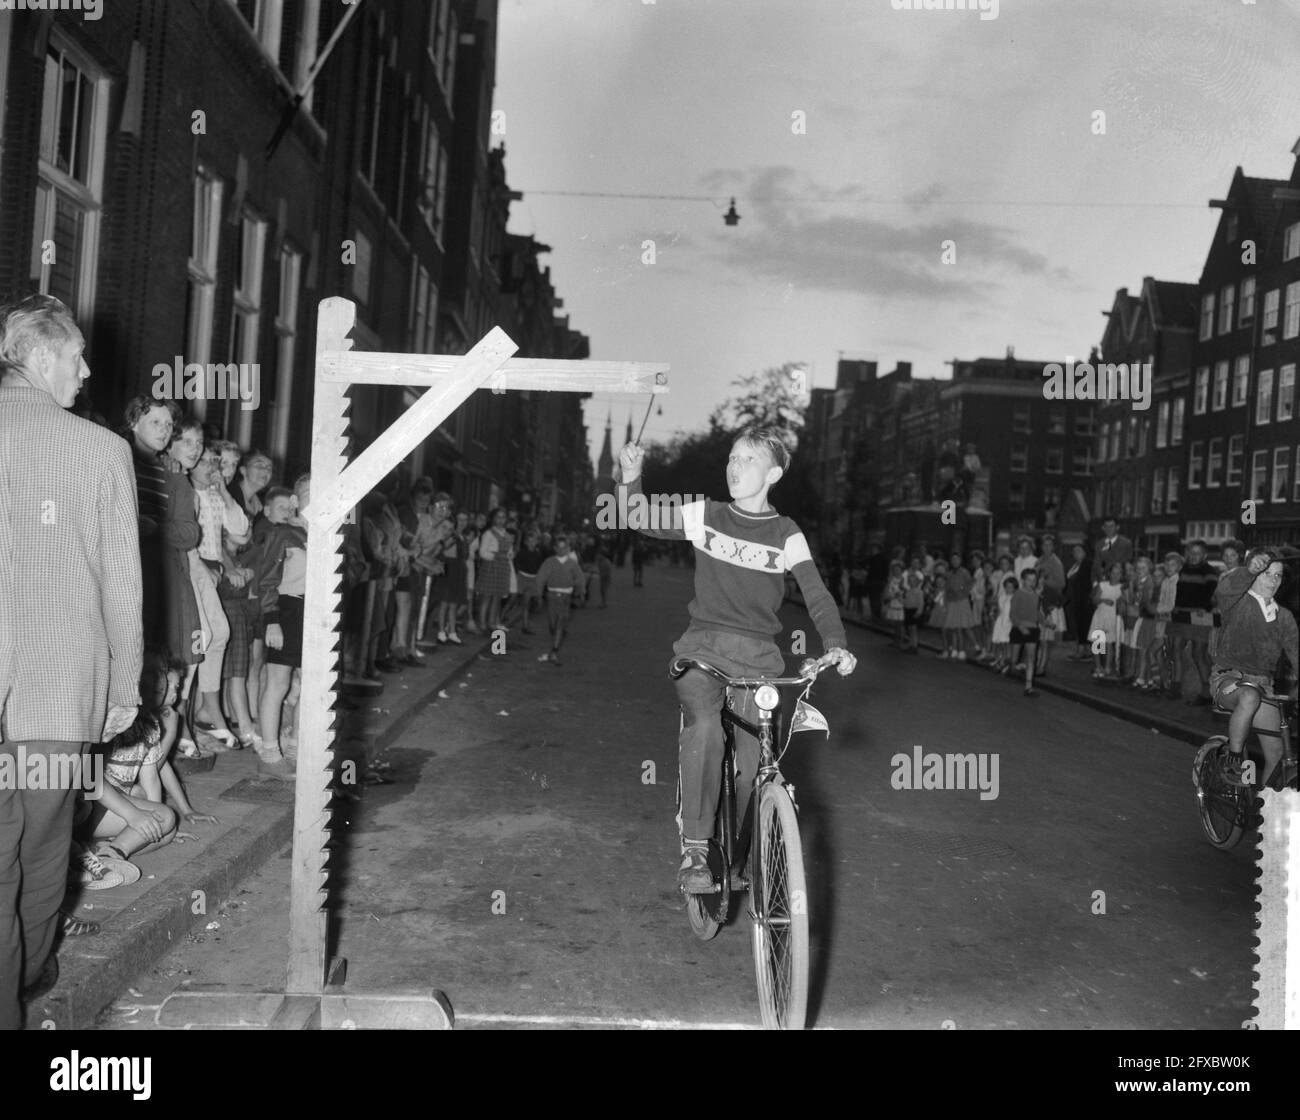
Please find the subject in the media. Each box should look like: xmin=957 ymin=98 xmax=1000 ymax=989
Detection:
xmin=942 ymin=552 xmax=977 ymax=660
xmin=883 ymin=560 xmax=906 ymax=646
xmin=902 ymin=558 xmax=925 ymax=653
xmin=1091 ymin=516 xmax=1133 ymax=586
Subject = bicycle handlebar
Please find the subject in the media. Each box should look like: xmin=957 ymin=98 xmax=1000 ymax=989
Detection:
xmin=669 ymin=654 xmax=835 ymax=687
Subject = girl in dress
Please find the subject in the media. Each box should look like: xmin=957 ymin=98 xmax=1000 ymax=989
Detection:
xmin=884 ymin=560 xmax=907 ymax=647
xmin=990 ymin=575 xmax=1017 ymax=670
xmin=1090 ymin=561 xmax=1127 ymax=679
xmin=433 ymin=508 xmax=468 ymax=645
xmin=1125 ymin=556 xmax=1157 ymax=689
xmin=928 ymin=563 xmax=949 ymax=656
xmin=943 ymin=552 xmax=977 ymax=660
xmin=902 ymin=557 xmax=926 ymax=653
xmin=476 ymin=507 xmax=514 ymax=634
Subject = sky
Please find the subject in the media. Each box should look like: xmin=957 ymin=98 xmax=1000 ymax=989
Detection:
xmin=493 ymin=0 xmax=1300 ymax=466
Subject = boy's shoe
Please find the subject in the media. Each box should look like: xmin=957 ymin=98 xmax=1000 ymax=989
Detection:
xmin=678 ymin=844 xmax=715 ymax=894
xmin=551 ymin=652 xmax=562 ymax=667
xmin=1024 ymin=687 xmax=1038 ymax=698
xmin=70 ymin=846 xmax=123 ymax=890
xmin=1222 ymin=752 xmax=1251 ymax=788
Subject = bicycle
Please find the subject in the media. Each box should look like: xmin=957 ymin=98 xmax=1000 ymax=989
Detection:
xmin=669 ymin=652 xmax=836 ymax=1030
xmin=1192 ymin=689 xmax=1300 ymax=849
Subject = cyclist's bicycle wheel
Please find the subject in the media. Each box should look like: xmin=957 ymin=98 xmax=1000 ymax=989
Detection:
xmin=1194 ymin=737 xmax=1245 ymax=850
xmin=751 ymin=780 xmax=809 ymax=1029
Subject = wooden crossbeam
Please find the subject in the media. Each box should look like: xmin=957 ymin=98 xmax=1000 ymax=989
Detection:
xmin=319 ymin=350 xmax=669 ymax=395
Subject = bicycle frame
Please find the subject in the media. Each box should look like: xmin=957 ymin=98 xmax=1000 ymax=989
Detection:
xmin=672 ymin=656 xmax=825 ymax=915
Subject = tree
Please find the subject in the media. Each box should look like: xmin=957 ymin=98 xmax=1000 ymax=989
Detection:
xmin=708 ymin=362 xmax=809 ymax=449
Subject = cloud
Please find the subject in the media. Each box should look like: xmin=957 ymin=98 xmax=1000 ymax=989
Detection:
xmin=702 ymin=167 xmax=1058 ymax=300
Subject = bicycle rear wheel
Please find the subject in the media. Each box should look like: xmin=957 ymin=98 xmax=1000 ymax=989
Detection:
xmin=751 ymin=780 xmax=809 ymax=1029
xmin=1195 ymin=738 xmax=1245 ymax=849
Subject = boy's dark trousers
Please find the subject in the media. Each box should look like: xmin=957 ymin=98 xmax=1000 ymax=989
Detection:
xmin=672 ymin=627 xmax=785 ymax=842
xmin=0 ymin=737 xmax=86 ymax=1029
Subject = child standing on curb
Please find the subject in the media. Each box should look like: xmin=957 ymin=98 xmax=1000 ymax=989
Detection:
xmin=990 ymin=574 xmax=1016 ymax=670
xmin=884 ymin=560 xmax=907 ymax=647
xmin=1007 ymin=568 xmax=1044 ymax=697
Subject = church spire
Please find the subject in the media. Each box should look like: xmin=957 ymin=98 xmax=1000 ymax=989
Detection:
xmin=625 ymin=409 xmax=634 ymax=446
xmin=596 ymin=408 xmax=614 ymax=481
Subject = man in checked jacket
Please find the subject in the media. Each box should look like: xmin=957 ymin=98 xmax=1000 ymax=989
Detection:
xmin=0 ymin=294 xmax=142 ymax=1029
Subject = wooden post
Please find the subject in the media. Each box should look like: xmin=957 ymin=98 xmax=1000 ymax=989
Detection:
xmin=284 ymin=297 xmax=666 ymax=997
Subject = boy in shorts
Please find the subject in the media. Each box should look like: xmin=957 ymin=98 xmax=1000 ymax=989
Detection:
xmin=249 ymin=477 xmax=309 ymax=780
xmin=1008 ymin=568 xmax=1043 ymax=697
xmin=535 ymin=534 xmax=584 ymax=665
xmin=618 ymin=428 xmax=856 ymax=893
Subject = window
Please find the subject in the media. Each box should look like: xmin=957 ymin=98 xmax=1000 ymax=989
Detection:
xmin=269 ymin=246 xmax=301 ymax=462
xmin=1046 ymin=447 xmax=1063 ymax=474
xmin=31 ymin=36 xmax=108 ymax=329
xmin=1120 ymin=477 xmax=1133 ymax=518
xmin=1073 ymin=411 xmax=1095 ymax=437
xmin=1171 ymin=397 xmax=1185 ymax=445
xmin=1263 ymin=288 xmax=1281 ymax=340
xmin=1212 ymin=361 xmax=1229 ymax=410
xmin=350 ymin=229 xmax=372 ymax=303
xmin=1156 ymin=400 xmax=1170 ymax=448
xmin=1294 ymin=447 xmax=1300 ymax=502
xmin=1273 ymin=447 xmax=1290 ymax=503
xmin=1240 ymin=276 xmax=1256 ymax=326
xmin=1188 ymin=441 xmax=1204 ymax=489
xmin=1096 ymin=422 xmax=1108 ymax=463
xmin=1109 ymin=421 xmax=1121 ymax=462
xmin=1126 ymin=417 xmax=1139 ymax=457
xmin=1232 ymin=355 xmax=1250 ymax=407
xmin=185 ymin=169 xmax=222 ymax=370
xmin=418 ymin=109 xmax=448 ymax=238
xmin=1151 ymin=467 xmax=1165 ymax=515
xmin=1286 ymin=221 xmax=1300 ymax=262
xmin=1072 ymin=446 xmax=1092 ymax=475
xmin=1227 ymin=435 xmax=1244 ymax=488
xmin=235 ymin=0 xmax=283 ymax=62
xmin=360 ymin=35 xmax=385 ymax=188
xmin=1280 ymin=365 xmax=1296 ymax=423
xmin=1251 ymin=451 xmax=1269 ymax=501
xmin=1007 ymin=482 xmax=1025 ymax=511
xmin=1207 ymin=437 xmax=1223 ymax=488
xmin=1043 ymin=485 xmax=1061 ymax=512
xmin=408 ymin=260 xmax=438 ymax=355
xmin=226 ymin=212 xmax=266 ymax=440
xmin=1137 ymin=418 xmax=1149 ymax=457
xmin=1048 ymin=408 xmax=1066 ymax=435
xmin=1256 ymin=367 xmax=1275 ymax=424
xmin=1285 ymin=281 xmax=1300 ymax=340
xmin=1200 ymin=293 xmax=1214 ymax=341
xmin=1194 ymin=367 xmax=1209 ymax=414
xmin=1219 ymin=284 xmax=1235 ymax=334
xmin=1166 ymin=467 xmax=1180 ymax=514
xmin=1010 ymin=443 xmax=1028 ymax=472
xmin=1012 ymin=406 xmax=1031 ymax=434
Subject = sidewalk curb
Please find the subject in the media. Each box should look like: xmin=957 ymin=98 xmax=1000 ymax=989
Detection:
xmin=31 ymin=637 xmax=490 ymax=1030
xmin=844 ymin=616 xmax=1212 ymax=748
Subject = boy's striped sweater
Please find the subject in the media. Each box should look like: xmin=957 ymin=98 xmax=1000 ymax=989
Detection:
xmin=622 ymin=478 xmax=846 ymax=652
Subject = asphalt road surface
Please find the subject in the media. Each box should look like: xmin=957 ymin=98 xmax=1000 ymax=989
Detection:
xmin=103 ymin=564 xmax=1256 ymax=1029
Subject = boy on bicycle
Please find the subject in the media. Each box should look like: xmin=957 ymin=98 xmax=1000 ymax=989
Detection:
xmin=617 ymin=428 xmax=856 ymax=893
xmin=1210 ymin=547 xmax=1298 ymax=788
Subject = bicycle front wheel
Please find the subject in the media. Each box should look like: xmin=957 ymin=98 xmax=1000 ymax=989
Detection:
xmin=1195 ymin=739 xmax=1245 ymax=849
xmin=751 ymin=780 xmax=809 ymax=1029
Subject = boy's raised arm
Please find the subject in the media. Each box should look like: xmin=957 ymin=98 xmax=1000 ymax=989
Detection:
xmin=616 ymin=443 xmax=688 ymax=541
xmin=787 ymin=533 xmax=847 ymax=653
